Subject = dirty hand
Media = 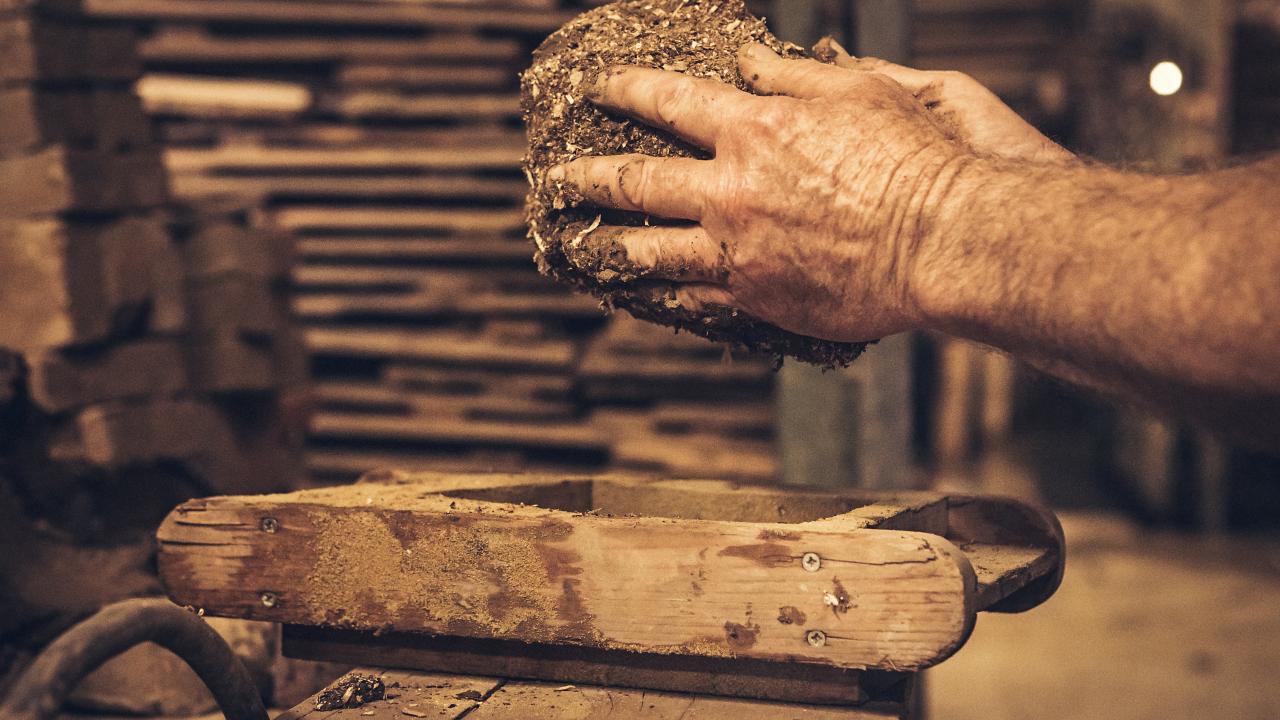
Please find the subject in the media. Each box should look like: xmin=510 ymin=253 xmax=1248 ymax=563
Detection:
xmin=546 ymin=42 xmax=972 ymax=342
xmin=814 ymin=38 xmax=1072 ymax=163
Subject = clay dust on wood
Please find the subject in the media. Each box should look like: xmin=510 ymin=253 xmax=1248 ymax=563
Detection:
xmin=522 ymin=0 xmax=869 ymax=368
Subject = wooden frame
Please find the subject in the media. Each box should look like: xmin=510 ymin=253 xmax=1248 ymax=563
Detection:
xmin=158 ymin=472 xmax=1062 ymax=701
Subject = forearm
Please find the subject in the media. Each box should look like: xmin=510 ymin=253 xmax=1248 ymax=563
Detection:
xmin=914 ymin=156 xmax=1280 ymax=441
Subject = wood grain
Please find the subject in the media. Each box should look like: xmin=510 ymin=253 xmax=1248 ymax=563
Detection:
xmin=158 ymin=474 xmax=995 ymax=671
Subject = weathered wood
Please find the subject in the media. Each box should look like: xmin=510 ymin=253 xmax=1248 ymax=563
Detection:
xmin=165 ymin=144 xmax=522 ymax=174
xmin=139 ymin=28 xmax=520 ymax=64
xmin=275 ymin=666 xmax=906 ymax=720
xmin=290 ymin=266 xmax=600 ymax=321
xmin=283 ymin=628 xmax=869 ymax=706
xmin=272 ymin=669 xmax=500 ymax=720
xmin=338 ymin=64 xmax=514 ymax=90
xmin=157 ymin=474 xmax=1064 ymax=673
xmin=87 ymin=0 xmax=572 ymax=33
xmin=309 ymin=413 xmax=608 ymax=454
xmin=169 ymin=174 xmax=528 ymax=203
xmin=137 ymin=74 xmax=311 ymax=119
xmin=295 ymin=236 xmax=532 ymax=264
xmin=324 ymin=91 xmax=520 ymax=121
xmin=273 ymin=207 xmax=524 ymax=235
xmin=304 ymin=328 xmax=576 ymax=371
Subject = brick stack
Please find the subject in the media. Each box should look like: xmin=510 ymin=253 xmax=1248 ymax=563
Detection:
xmin=1 ymin=0 xmax=305 ymax=497
xmin=0 ymin=0 xmax=311 ymax=701
xmin=77 ymin=0 xmax=780 ymax=484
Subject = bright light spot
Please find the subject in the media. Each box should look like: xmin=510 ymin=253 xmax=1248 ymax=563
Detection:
xmin=1149 ymin=60 xmax=1183 ymax=96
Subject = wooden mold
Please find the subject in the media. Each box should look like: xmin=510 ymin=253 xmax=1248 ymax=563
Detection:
xmin=157 ymin=472 xmax=1063 ymax=703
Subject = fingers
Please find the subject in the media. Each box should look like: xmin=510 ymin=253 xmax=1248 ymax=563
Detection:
xmin=546 ymin=153 xmax=712 ymax=221
xmin=571 ymin=225 xmax=727 ymax=282
xmin=674 ymin=283 xmax=735 ymax=312
xmin=589 ymin=67 xmax=751 ymax=150
xmin=738 ymin=42 xmax=867 ymax=99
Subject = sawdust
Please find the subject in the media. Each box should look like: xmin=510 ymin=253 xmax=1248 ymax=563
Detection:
xmin=314 ymin=673 xmax=386 ymax=711
xmin=521 ymin=0 xmax=869 ymax=368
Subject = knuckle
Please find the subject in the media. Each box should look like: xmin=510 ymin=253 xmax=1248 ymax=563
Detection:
xmin=654 ymin=80 xmax=698 ymax=127
xmin=616 ymin=157 xmax=651 ymax=209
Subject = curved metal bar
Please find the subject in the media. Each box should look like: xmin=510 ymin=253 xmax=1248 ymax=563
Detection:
xmin=0 ymin=598 xmax=269 ymax=720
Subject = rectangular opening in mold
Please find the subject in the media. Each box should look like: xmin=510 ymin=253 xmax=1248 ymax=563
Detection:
xmin=440 ymin=478 xmax=881 ymax=523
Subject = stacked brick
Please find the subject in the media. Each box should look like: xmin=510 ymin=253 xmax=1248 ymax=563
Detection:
xmin=0 ymin=0 xmax=305 ymax=500
xmin=79 ymin=0 xmax=781 ymax=484
xmin=0 ymin=0 xmax=310 ymax=701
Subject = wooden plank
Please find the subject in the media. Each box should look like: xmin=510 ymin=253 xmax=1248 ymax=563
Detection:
xmin=326 ymin=91 xmax=519 ymax=120
xmin=273 ymin=668 xmax=502 ymax=720
xmin=283 ymin=629 xmax=869 ymax=706
xmin=309 ymin=412 xmax=607 ymax=453
xmin=0 ymin=146 xmax=168 ymax=215
xmin=303 ymin=328 xmax=575 ymax=371
xmin=292 ymin=286 xmax=599 ymax=321
xmin=168 ymin=174 xmax=529 ymax=203
xmin=962 ymin=543 xmax=1056 ymax=610
xmin=137 ymin=74 xmax=311 ymax=119
xmin=313 ymin=381 xmax=576 ymax=423
xmin=156 ymin=477 xmax=979 ymax=671
xmin=385 ymin=365 xmax=572 ymax=394
xmin=306 ymin=448 xmax=529 ymax=480
xmin=165 ymin=145 xmax=523 ymax=173
xmin=338 ymin=64 xmax=514 ymax=90
xmin=86 ymin=0 xmax=574 ymax=33
xmin=469 ymin=680 xmax=903 ymax=719
xmin=295 ymin=236 xmax=532 ymax=264
xmin=275 ymin=207 xmax=524 ymax=235
xmin=274 ymin=666 xmax=902 ymax=720
xmin=139 ymin=28 xmax=520 ymax=64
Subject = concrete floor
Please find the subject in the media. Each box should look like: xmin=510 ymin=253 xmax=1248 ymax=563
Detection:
xmin=928 ymin=512 xmax=1280 ymax=720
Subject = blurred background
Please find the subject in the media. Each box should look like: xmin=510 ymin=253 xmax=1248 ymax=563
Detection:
xmin=1 ymin=0 xmax=1279 ymax=718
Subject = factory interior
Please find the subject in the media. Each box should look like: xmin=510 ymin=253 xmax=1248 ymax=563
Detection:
xmin=2 ymin=0 xmax=1279 ymax=718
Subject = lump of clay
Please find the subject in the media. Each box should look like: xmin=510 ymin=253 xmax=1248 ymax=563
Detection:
xmin=521 ymin=0 xmax=869 ymax=368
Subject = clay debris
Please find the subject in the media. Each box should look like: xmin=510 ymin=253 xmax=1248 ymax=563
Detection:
xmin=521 ymin=0 xmax=869 ymax=368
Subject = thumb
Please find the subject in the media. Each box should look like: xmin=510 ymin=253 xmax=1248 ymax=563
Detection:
xmin=738 ymin=42 xmax=864 ymax=100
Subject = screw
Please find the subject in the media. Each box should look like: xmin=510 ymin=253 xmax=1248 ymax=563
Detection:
xmin=259 ymin=517 xmax=279 ymax=533
xmin=260 ymin=592 xmax=278 ymax=608
xmin=801 ymin=552 xmax=822 ymax=572
xmin=806 ymin=630 xmax=827 ymax=647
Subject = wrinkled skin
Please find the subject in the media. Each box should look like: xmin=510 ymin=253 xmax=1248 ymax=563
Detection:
xmin=550 ymin=43 xmax=1280 ymax=449
xmin=548 ymin=43 xmax=1068 ymax=343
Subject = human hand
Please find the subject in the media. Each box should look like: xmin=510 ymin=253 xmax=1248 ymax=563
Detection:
xmin=813 ymin=37 xmax=1072 ymax=164
xmin=546 ymin=43 xmax=971 ymax=343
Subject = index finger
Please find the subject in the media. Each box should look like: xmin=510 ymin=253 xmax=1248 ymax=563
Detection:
xmin=589 ymin=66 xmax=751 ymax=150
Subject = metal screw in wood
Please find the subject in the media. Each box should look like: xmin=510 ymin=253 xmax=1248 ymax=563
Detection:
xmin=801 ymin=552 xmax=821 ymax=572
xmin=806 ymin=630 xmax=827 ymax=647
xmin=259 ymin=517 xmax=279 ymax=533
xmin=259 ymin=592 xmax=278 ymax=608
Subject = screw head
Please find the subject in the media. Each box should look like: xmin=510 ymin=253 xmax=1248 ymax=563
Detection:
xmin=259 ymin=517 xmax=279 ymax=533
xmin=260 ymin=592 xmax=278 ymax=608
xmin=801 ymin=552 xmax=822 ymax=572
xmin=806 ymin=630 xmax=827 ymax=647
